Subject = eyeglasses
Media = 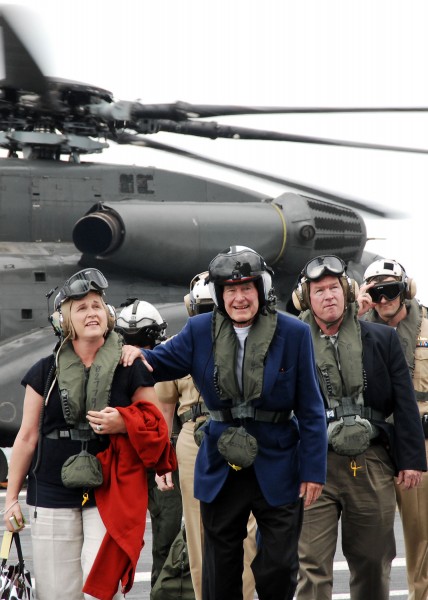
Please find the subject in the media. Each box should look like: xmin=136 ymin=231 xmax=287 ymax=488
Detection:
xmin=54 ymin=268 xmax=108 ymax=310
xmin=368 ymin=281 xmax=405 ymax=303
xmin=303 ymin=255 xmax=346 ymax=281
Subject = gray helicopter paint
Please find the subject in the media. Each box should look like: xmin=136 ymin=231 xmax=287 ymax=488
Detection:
xmin=0 ymin=161 xmax=268 ymax=243
xmin=72 ymin=192 xmax=366 ymax=283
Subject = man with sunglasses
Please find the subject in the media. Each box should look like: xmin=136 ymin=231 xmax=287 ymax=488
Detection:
xmin=292 ymin=255 xmax=426 ymax=600
xmin=358 ymin=259 xmax=428 ymax=600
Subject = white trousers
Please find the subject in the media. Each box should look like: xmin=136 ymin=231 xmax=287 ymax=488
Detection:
xmin=29 ymin=505 xmax=124 ymax=600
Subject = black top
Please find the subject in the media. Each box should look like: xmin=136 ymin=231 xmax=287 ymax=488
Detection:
xmin=22 ymin=353 xmax=155 ymax=508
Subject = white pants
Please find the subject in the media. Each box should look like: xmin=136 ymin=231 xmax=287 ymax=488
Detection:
xmin=29 ymin=505 xmax=124 ymax=600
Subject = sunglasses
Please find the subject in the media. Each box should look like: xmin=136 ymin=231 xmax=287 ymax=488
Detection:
xmin=303 ymin=255 xmax=346 ymax=281
xmin=367 ymin=281 xmax=405 ymax=303
xmin=54 ymin=268 xmax=108 ymax=310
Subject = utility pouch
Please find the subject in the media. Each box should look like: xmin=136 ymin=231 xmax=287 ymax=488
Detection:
xmin=193 ymin=415 xmax=209 ymax=448
xmin=328 ymin=415 xmax=372 ymax=457
xmin=61 ymin=444 xmax=103 ymax=489
xmin=217 ymin=426 xmax=258 ymax=469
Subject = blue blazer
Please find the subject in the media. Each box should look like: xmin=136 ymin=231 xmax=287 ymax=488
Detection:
xmin=144 ymin=311 xmax=327 ymax=507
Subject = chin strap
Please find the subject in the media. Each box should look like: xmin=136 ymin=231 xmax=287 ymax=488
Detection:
xmin=231 ymin=318 xmax=254 ymax=327
xmin=312 ymin=308 xmax=346 ymax=331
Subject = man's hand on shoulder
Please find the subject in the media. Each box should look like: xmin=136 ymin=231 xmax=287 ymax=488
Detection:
xmin=120 ymin=344 xmax=153 ymax=370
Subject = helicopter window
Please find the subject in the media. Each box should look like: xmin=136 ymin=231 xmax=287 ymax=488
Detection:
xmin=136 ymin=174 xmax=154 ymax=194
xmin=34 ymin=272 xmax=46 ymax=282
xmin=21 ymin=309 xmax=33 ymax=320
xmin=120 ymin=174 xmax=134 ymax=194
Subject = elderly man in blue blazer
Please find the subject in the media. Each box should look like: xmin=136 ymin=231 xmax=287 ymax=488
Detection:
xmin=132 ymin=246 xmax=327 ymax=600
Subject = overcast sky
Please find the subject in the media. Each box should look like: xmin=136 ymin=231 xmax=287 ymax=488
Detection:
xmin=3 ymin=0 xmax=428 ymax=300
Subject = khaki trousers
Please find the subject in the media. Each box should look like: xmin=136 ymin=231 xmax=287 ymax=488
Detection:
xmin=176 ymin=421 xmax=257 ymax=600
xmin=296 ymin=445 xmax=397 ymax=600
xmin=29 ymin=505 xmax=123 ymax=600
xmin=395 ymin=440 xmax=428 ymax=600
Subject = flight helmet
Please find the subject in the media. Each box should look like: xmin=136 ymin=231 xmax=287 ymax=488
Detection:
xmin=184 ymin=271 xmax=214 ymax=316
xmin=208 ymin=246 xmax=275 ymax=315
xmin=363 ymin=259 xmax=416 ymax=302
xmin=115 ymin=299 xmax=167 ymax=348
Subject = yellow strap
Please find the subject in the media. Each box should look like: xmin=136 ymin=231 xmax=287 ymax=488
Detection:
xmin=350 ymin=459 xmax=362 ymax=477
xmin=0 ymin=531 xmax=13 ymax=559
xmin=228 ymin=463 xmax=242 ymax=472
xmin=270 ymin=202 xmax=287 ymax=265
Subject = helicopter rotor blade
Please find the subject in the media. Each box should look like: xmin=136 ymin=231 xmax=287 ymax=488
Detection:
xmin=127 ymin=119 xmax=428 ymax=155
xmin=136 ymin=102 xmax=428 ymax=119
xmin=93 ymin=101 xmax=428 ymax=155
xmin=100 ymin=100 xmax=428 ymax=121
xmin=0 ymin=5 xmax=425 ymax=159
xmin=0 ymin=10 xmax=48 ymax=95
xmin=112 ymin=132 xmax=400 ymax=218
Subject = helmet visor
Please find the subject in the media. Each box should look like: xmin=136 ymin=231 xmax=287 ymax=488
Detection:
xmin=209 ymin=250 xmax=265 ymax=283
xmin=303 ymin=255 xmax=346 ymax=281
xmin=116 ymin=323 xmax=167 ymax=346
xmin=368 ymin=281 xmax=405 ymax=303
xmin=55 ymin=269 xmax=108 ymax=310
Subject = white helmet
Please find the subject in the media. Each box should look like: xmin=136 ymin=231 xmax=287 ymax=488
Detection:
xmin=116 ymin=299 xmax=167 ymax=347
xmin=363 ymin=259 xmax=406 ymax=284
xmin=363 ymin=259 xmax=416 ymax=300
xmin=185 ymin=272 xmax=214 ymax=316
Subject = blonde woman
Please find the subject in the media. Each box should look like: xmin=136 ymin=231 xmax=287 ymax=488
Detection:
xmin=3 ymin=268 xmax=175 ymax=600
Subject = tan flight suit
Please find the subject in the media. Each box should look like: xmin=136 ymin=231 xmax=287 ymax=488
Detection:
xmin=395 ymin=313 xmax=428 ymax=600
xmin=156 ymin=375 xmax=257 ymax=600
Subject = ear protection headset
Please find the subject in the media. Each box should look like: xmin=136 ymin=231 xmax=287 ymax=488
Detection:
xmin=292 ymin=256 xmax=359 ymax=312
xmin=49 ymin=310 xmax=63 ymax=338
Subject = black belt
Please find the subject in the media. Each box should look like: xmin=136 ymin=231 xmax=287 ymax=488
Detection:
xmin=44 ymin=428 xmax=97 ymax=441
xmin=325 ymin=405 xmax=384 ymax=423
xmin=209 ymin=406 xmax=293 ymax=423
xmin=179 ymin=403 xmax=209 ymax=424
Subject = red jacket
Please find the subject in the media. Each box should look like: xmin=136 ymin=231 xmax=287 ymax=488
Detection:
xmin=83 ymin=399 xmax=177 ymax=600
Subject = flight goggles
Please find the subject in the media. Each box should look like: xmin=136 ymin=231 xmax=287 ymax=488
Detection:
xmin=368 ymin=281 xmax=405 ymax=303
xmin=54 ymin=268 xmax=108 ymax=310
xmin=302 ymin=255 xmax=346 ymax=282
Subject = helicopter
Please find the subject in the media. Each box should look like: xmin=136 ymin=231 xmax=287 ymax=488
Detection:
xmin=0 ymin=3 xmax=425 ymax=480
